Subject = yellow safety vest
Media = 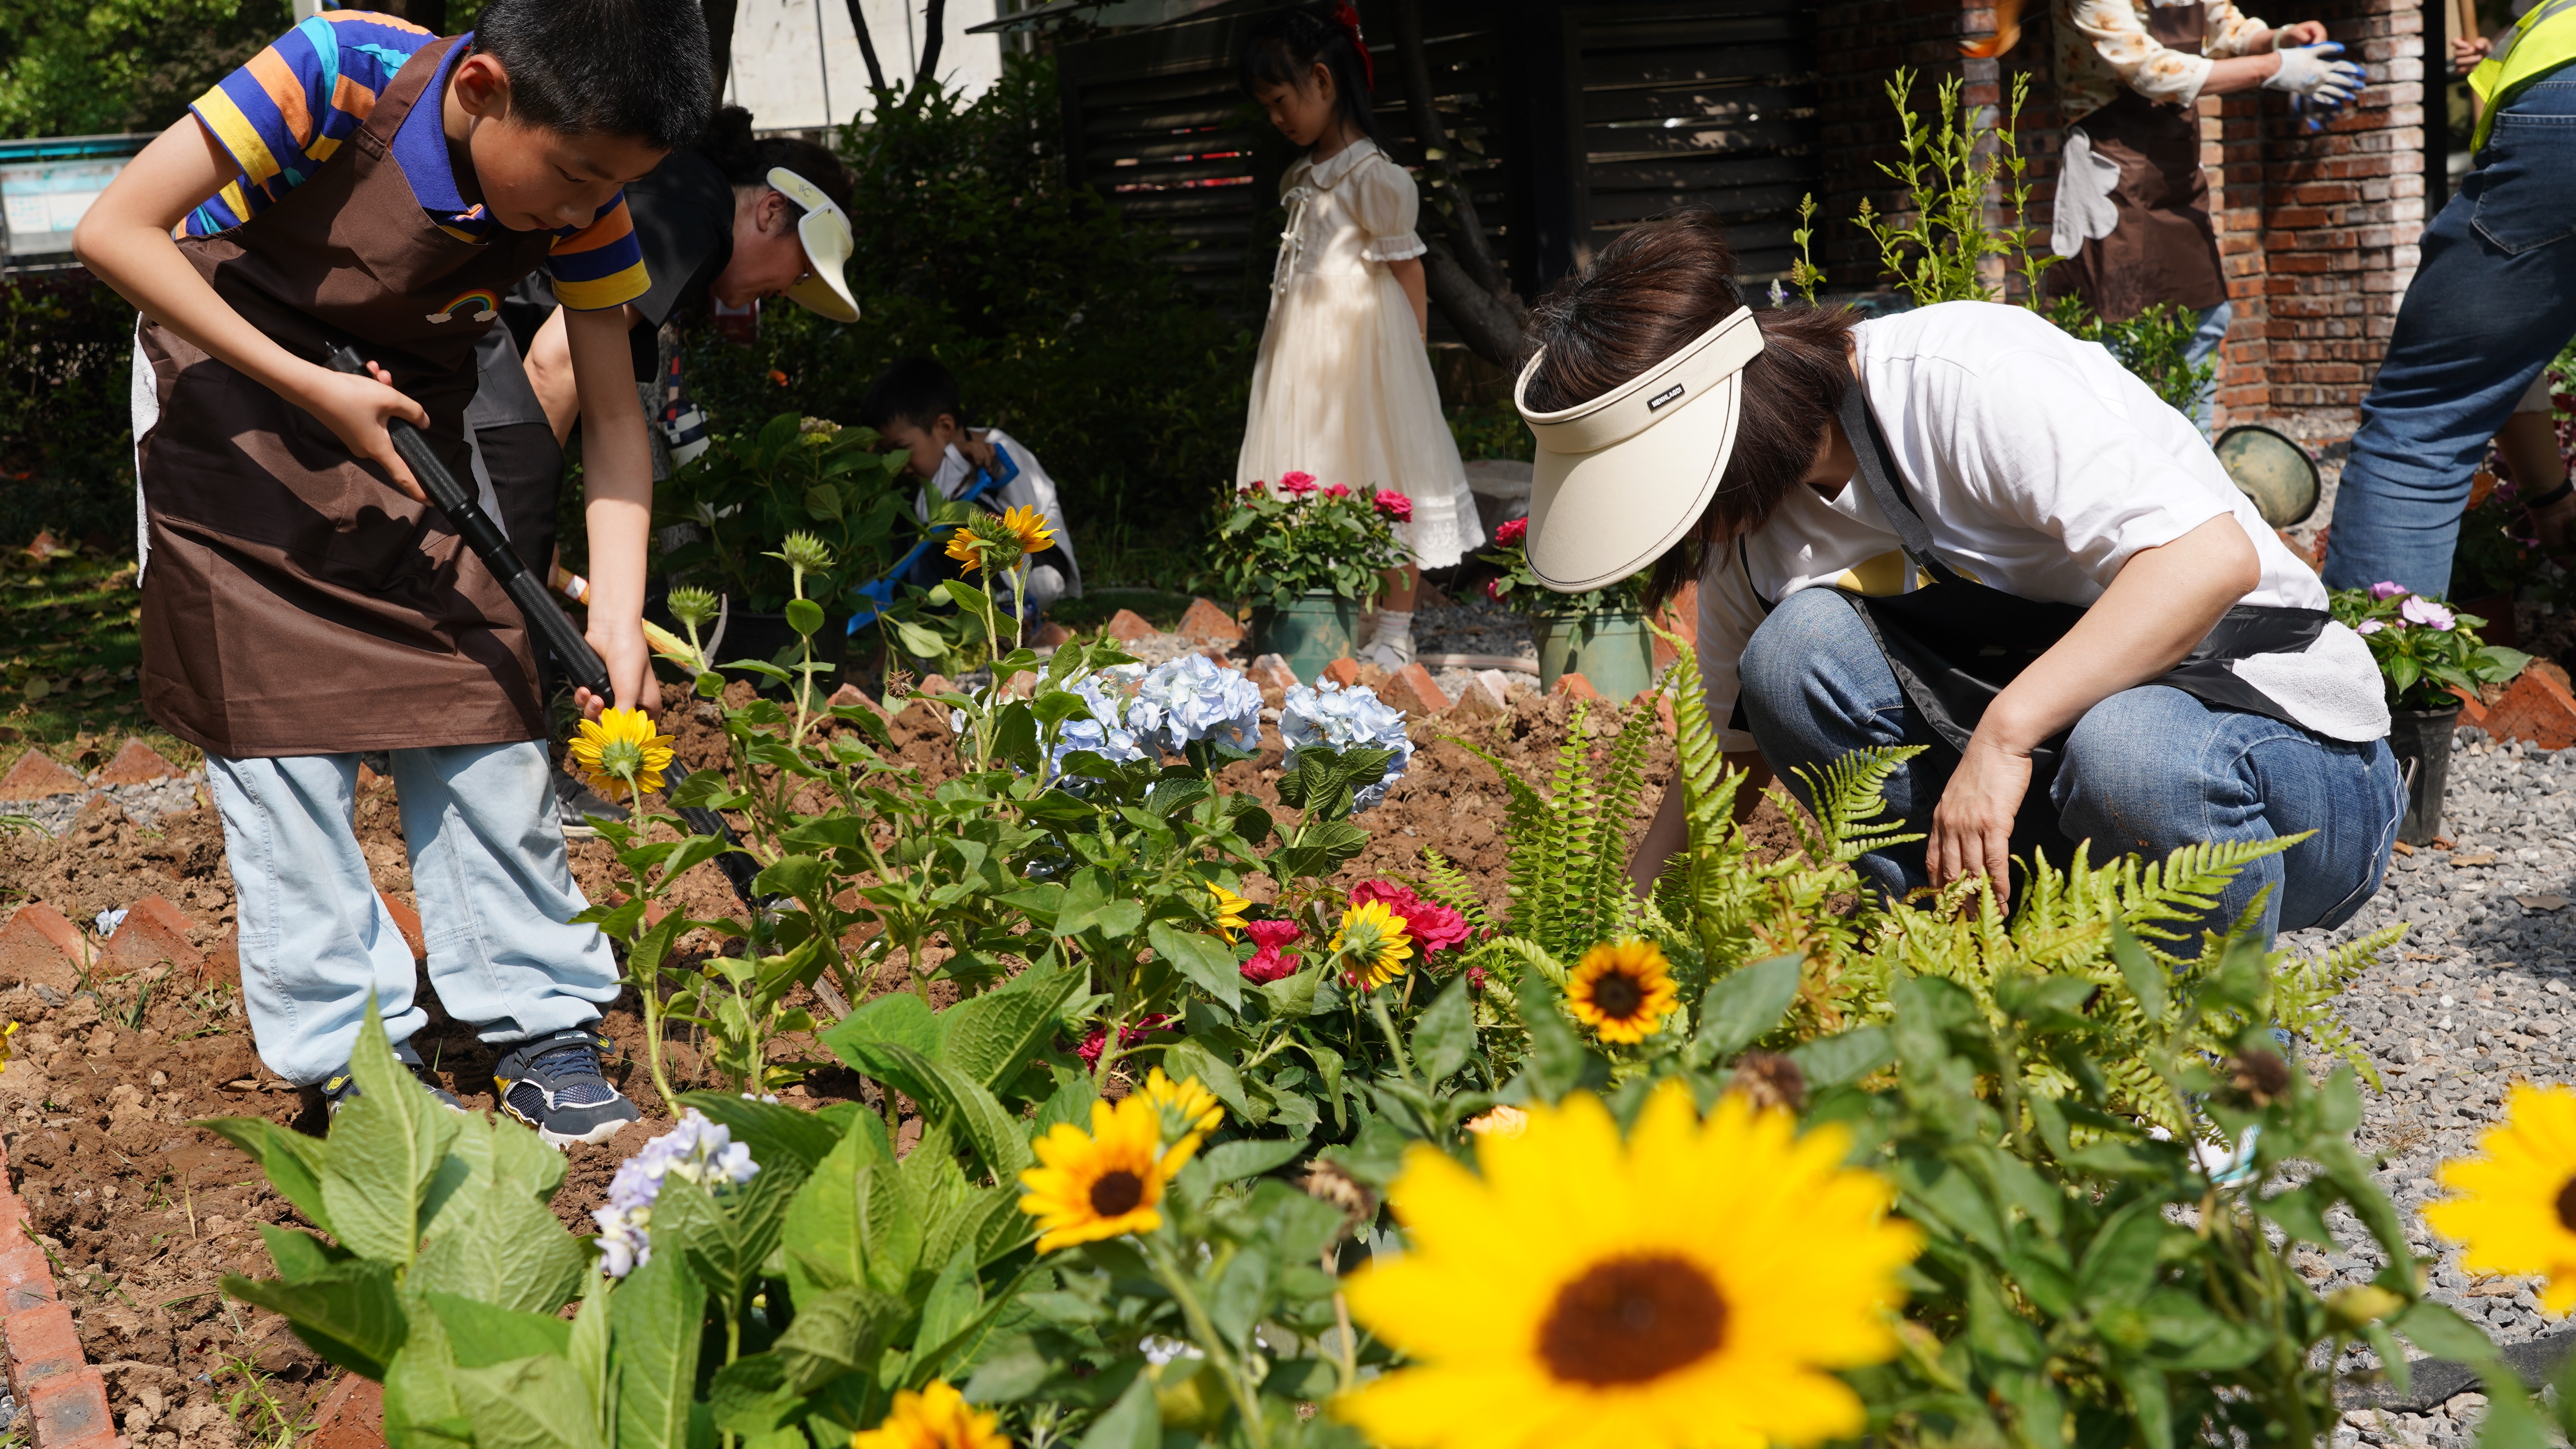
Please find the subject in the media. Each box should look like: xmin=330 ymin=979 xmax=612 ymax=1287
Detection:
xmin=2471 ymin=0 xmax=2576 ymax=150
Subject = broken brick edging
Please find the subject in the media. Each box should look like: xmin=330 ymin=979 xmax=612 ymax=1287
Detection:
xmin=0 ymin=1134 xmax=118 ymax=1449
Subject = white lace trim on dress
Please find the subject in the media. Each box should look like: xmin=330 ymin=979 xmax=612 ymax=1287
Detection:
xmin=1361 ymin=233 xmax=1427 ymax=262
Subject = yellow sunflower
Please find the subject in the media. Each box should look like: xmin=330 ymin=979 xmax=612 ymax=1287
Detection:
xmin=2426 ymin=1083 xmax=2576 ymax=1314
xmin=943 ymin=506 xmax=1057 ymax=574
xmin=1208 ymin=883 xmax=1251 ymax=942
xmin=1142 ymin=1067 xmax=1224 ymax=1143
xmin=566 ymin=707 xmax=676 ymax=802
xmin=1332 ymin=899 xmax=1414 ymax=989
xmin=1017 ymin=1094 xmax=1195 ymax=1252
xmin=850 ymin=1380 xmax=1009 ymax=1449
xmin=996 ymin=504 xmax=1055 ymax=557
xmin=1565 ymin=940 xmax=1679 ymax=1045
xmin=1338 ymin=1082 xmax=1919 ymax=1449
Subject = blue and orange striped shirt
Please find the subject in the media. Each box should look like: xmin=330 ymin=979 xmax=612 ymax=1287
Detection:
xmin=184 ymin=12 xmax=649 ymax=311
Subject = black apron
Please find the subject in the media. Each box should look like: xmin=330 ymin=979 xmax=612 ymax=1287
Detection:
xmin=1739 ymin=384 xmax=2326 ymax=848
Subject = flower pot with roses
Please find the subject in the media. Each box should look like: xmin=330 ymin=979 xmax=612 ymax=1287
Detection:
xmin=1479 ymin=516 xmax=1660 ymax=699
xmin=1209 ymin=472 xmax=1414 ymax=676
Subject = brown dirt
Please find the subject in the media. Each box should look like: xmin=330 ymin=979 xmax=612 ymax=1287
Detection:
xmin=0 ymin=681 xmax=1800 ymax=1439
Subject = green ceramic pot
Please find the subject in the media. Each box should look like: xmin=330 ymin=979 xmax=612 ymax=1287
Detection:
xmin=1251 ymin=591 xmax=1359 ymax=682
xmin=1534 ymin=608 xmax=1656 ymax=702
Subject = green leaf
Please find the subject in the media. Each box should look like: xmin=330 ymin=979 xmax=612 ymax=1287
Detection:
xmin=821 ymin=991 xmax=943 ymax=1076
xmin=445 ymin=1352 xmax=608 ymax=1449
xmin=913 ymin=1245 xmax=983 ymax=1374
xmin=851 ymin=1041 xmax=1035 ymax=1179
xmin=2393 ymin=1299 xmax=2505 ymax=1363
xmin=611 ymin=1251 xmax=704 ymax=1449
xmin=408 ymin=1143 xmax=587 ymax=1313
xmin=937 ymin=962 xmax=1082 ymax=1090
xmin=1202 ymin=1136 xmax=1309 ymax=1185
xmin=422 ymin=1291 xmax=573 ymax=1367
xmin=1410 ymin=973 xmax=1476 ymax=1084
xmin=1076 ymin=1366 xmax=1163 ymax=1449
xmin=2111 ymin=921 xmax=2167 ymax=1026
xmin=256 ymin=1224 xmax=353 ymax=1282
xmin=1788 ymin=1025 xmax=1893 ymax=1088
xmin=222 ymin=1258 xmax=408 ymax=1379
xmin=1160 ymin=1037 xmax=1255 ymax=1126
xmin=1514 ymin=975 xmax=1595 ymax=1102
xmin=320 ymin=999 xmax=462 ymax=1266
xmin=1695 ymin=954 xmax=1802 ymax=1060
xmin=771 ymin=1284 xmax=904 ymax=1396
xmin=2253 ymin=1184 xmax=2336 ymax=1247
xmin=784 ymin=597 xmax=826 ymax=637
xmin=196 ymin=1117 xmax=332 ymax=1235
xmin=1147 ymin=921 xmax=1243 ymax=1013
xmin=675 ymin=1091 xmax=845 ymax=1173
xmin=2077 ymin=1199 xmax=2166 ymax=1306
xmin=804 ymin=483 xmax=844 ymax=523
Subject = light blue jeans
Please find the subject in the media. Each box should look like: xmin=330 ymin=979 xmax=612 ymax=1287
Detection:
xmin=207 ymin=740 xmax=620 ymax=1083
xmin=1738 ymin=589 xmax=2402 ymax=944
xmin=2187 ymin=300 xmax=2231 ymax=440
xmin=2322 ymin=75 xmax=2576 ymax=597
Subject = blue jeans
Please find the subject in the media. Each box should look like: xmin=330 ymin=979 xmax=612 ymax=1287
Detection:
xmin=2187 ymin=300 xmax=2232 ymax=440
xmin=1738 ymin=589 xmax=2402 ymax=944
xmin=207 ymin=740 xmax=620 ymax=1083
xmin=2323 ymin=75 xmax=2576 ymax=598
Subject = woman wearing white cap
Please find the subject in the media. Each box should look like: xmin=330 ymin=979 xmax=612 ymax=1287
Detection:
xmin=468 ymin=106 xmax=858 ymax=581
xmin=1520 ymin=211 xmax=2399 ymax=943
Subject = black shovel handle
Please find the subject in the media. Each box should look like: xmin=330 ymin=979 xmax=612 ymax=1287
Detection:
xmin=323 ymin=346 xmax=616 ymax=705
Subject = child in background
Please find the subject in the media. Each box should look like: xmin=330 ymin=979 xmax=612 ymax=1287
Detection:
xmin=76 ymin=0 xmax=711 ymax=1143
xmin=1236 ymin=4 xmax=1482 ymax=671
xmin=861 ymin=357 xmax=1083 ymax=618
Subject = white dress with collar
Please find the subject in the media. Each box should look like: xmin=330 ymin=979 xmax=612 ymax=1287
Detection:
xmin=1234 ymin=138 xmax=1484 ymax=569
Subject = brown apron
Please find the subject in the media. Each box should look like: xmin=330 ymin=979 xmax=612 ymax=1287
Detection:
xmin=135 ymin=34 xmax=555 ymax=758
xmin=2048 ymin=2 xmax=2231 ymax=324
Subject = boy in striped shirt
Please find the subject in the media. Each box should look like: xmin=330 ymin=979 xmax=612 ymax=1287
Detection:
xmin=75 ymin=0 xmax=712 ymax=1146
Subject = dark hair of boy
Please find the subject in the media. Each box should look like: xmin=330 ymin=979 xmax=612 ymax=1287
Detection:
xmin=860 ymin=356 xmax=969 ymax=433
xmin=695 ymin=105 xmax=856 ymax=212
xmin=1521 ymin=207 xmax=1861 ymax=609
xmin=472 ymin=0 xmax=715 ymax=151
xmin=1237 ymin=6 xmax=1381 ymax=144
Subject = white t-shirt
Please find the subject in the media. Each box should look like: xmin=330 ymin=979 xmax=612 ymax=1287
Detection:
xmin=1695 ymin=302 xmax=2387 ymax=752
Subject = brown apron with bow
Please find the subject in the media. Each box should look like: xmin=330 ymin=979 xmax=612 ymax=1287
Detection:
xmin=2048 ymin=1 xmax=2232 ymax=324
xmin=135 ymin=34 xmax=555 ymax=758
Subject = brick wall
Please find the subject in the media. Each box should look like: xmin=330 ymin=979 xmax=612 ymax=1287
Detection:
xmin=1806 ymin=0 xmax=2426 ymax=445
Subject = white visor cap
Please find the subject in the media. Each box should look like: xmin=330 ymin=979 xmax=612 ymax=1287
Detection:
xmin=767 ymin=166 xmax=860 ymax=324
xmin=1514 ymin=306 xmax=1765 ymax=593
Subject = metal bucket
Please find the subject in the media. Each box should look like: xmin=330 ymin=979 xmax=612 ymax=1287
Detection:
xmin=1534 ymin=608 xmax=1658 ymax=703
xmin=1252 ymin=591 xmax=1360 ymax=683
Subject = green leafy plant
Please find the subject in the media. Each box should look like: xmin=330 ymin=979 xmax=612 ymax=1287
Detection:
xmin=2329 ymin=584 xmax=2531 ymax=710
xmin=654 ymin=414 xmax=911 ymax=615
xmin=1470 ymin=518 xmax=1646 ymax=621
xmin=1205 ymin=477 xmax=1413 ymax=612
xmin=2047 ymin=295 xmax=2219 ymax=416
xmin=1853 ymin=69 xmax=2052 ymax=309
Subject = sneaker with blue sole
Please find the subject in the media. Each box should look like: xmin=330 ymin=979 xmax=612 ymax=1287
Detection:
xmin=495 ymin=1028 xmax=641 ymax=1147
xmin=321 ymin=1041 xmax=467 ymax=1115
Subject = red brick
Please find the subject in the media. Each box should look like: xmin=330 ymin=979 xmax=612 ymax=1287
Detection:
xmin=1035 ymin=619 xmax=1075 ymax=647
xmin=309 ymin=1373 xmax=389 ymax=1449
xmin=824 ymin=682 xmax=889 ymax=718
xmin=1175 ymin=597 xmax=1245 ymax=647
xmin=1321 ymin=658 xmax=1362 ymax=689
xmin=1103 ymin=609 xmax=1157 ymax=643
xmin=1245 ymin=654 xmax=1298 ymax=693
xmin=378 ymin=891 xmax=425 ymax=962
xmin=5 ymin=1300 xmax=82 ymax=1383
xmin=1650 ymin=581 xmax=1700 ymax=670
xmin=90 ymin=737 xmax=182 ymax=786
xmin=1550 ymin=673 xmax=1602 ymax=701
xmin=0 ymin=1247 xmax=52 ymax=1316
xmin=200 ymin=925 xmax=242 ymax=991
xmin=97 ymin=895 xmax=201 ymax=977
xmin=0 ymin=751 xmax=83 ymax=803
xmin=22 ymin=1367 xmax=115 ymax=1449
xmin=1379 ymin=664 xmax=1452 ymax=717
xmin=2481 ymin=668 xmax=2576 ymax=750
xmin=0 ymin=900 xmax=91 ymax=993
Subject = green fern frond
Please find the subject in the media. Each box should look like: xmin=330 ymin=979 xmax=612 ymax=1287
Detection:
xmin=1415 ymin=848 xmax=1498 ymax=934
xmin=2273 ymin=922 xmax=2402 ymax=1091
xmin=1476 ymin=934 xmax=1571 ymax=988
xmin=1786 ymin=745 xmax=1929 ymax=863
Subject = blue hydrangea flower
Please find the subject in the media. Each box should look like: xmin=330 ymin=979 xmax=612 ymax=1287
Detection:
xmin=1132 ymin=654 xmax=1263 ymax=754
xmin=1047 ymin=664 xmax=1152 ymax=777
xmin=589 ymin=1108 xmax=760 ymax=1278
xmin=1281 ymin=680 xmax=1414 ymax=810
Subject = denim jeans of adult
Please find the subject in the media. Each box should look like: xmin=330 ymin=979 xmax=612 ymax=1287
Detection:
xmin=1737 ymin=589 xmax=2402 ymax=944
xmin=2322 ymin=74 xmax=2576 ymax=598
xmin=2186 ymin=299 xmax=2232 ymax=440
xmin=206 ymin=740 xmax=620 ymax=1083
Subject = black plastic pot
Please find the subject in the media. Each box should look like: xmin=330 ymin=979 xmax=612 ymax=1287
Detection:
xmin=2387 ymin=705 xmax=2461 ymax=846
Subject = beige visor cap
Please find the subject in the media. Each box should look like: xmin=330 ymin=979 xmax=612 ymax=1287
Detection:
xmin=767 ymin=166 xmax=861 ymax=324
xmin=1515 ymin=305 xmax=1765 ymax=592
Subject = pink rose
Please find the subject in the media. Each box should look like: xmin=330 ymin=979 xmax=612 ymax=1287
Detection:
xmin=1279 ymin=471 xmax=1318 ymax=496
xmin=1242 ymin=948 xmax=1301 ymax=984
xmin=1243 ymin=479 xmax=1267 ymax=494
xmin=1483 ymin=576 xmax=1504 ymax=601
xmin=1245 ymin=919 xmax=1303 ymax=951
xmin=1075 ymin=1013 xmax=1176 ymax=1067
xmin=1322 ymin=482 xmax=1351 ymax=499
xmin=2369 ymin=581 xmax=2407 ymax=600
xmin=1374 ymin=489 xmax=1413 ymax=522
xmin=1494 ymin=517 xmax=1528 ymax=546
xmin=1349 ymin=880 xmax=1471 ymax=956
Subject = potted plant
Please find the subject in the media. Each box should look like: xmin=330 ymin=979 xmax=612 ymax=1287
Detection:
xmin=1477 ymin=516 xmax=1657 ymax=700
xmin=650 ymin=412 xmax=917 ymax=684
xmin=1206 ymin=472 xmax=1411 ymax=679
xmin=2330 ymin=582 xmax=2532 ymax=844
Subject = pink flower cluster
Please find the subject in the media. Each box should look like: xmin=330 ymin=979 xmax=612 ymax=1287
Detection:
xmin=1494 ymin=517 xmax=1528 ymax=547
xmin=1076 ymin=1013 xmax=1176 ymax=1068
xmin=1279 ymin=471 xmax=1318 ymax=497
xmin=1374 ymin=489 xmax=1412 ymax=522
xmin=1322 ymin=482 xmax=1351 ymax=499
xmin=1242 ymin=919 xmax=1303 ymax=983
xmin=1349 ymin=879 xmax=1470 ymax=955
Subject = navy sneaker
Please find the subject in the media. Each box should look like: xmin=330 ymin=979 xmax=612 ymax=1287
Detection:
xmin=495 ymin=1028 xmax=640 ymax=1147
xmin=321 ymin=1041 xmax=466 ymax=1116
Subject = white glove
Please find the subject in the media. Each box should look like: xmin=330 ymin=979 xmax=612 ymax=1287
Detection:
xmin=2265 ymin=42 xmax=2366 ymax=105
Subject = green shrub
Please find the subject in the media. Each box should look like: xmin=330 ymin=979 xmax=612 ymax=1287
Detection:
xmin=0 ymin=273 xmax=138 ymax=547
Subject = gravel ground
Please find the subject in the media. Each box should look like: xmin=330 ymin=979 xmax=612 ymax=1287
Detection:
xmin=2275 ymin=728 xmax=2576 ymax=1443
xmin=1414 ymin=596 xmax=1537 ymax=666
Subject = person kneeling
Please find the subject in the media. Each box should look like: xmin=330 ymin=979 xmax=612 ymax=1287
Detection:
xmin=1519 ymin=211 xmax=2399 ymax=945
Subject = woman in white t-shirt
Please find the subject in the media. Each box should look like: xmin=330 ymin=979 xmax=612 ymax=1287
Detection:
xmin=1516 ymin=212 xmax=2399 ymax=943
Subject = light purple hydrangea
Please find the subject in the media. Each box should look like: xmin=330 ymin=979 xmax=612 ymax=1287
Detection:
xmin=1048 ymin=664 xmax=1153 ymax=777
xmin=590 ymin=1109 xmax=760 ymax=1279
xmin=1281 ymin=680 xmax=1414 ymax=811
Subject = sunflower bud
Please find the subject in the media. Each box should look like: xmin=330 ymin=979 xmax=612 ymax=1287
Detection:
xmin=772 ymin=531 xmax=836 ymax=574
xmin=1725 ymin=1051 xmax=1808 ymax=1114
xmin=2224 ymin=1049 xmax=2293 ymax=1109
xmin=666 ymin=585 xmax=720 ymax=630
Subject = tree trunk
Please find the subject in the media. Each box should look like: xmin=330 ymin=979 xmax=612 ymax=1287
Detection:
xmin=1389 ymin=0 xmax=1522 ymax=365
xmin=846 ymin=0 xmax=891 ymax=93
xmin=703 ymin=0 xmax=738 ymax=107
xmin=914 ymin=0 xmax=946 ymax=90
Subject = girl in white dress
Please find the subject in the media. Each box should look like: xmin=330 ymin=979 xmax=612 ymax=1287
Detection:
xmin=1237 ymin=5 xmax=1483 ymax=670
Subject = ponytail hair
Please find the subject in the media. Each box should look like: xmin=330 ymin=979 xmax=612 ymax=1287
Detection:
xmin=693 ymin=105 xmax=855 ymax=214
xmin=1237 ymin=6 xmax=1380 ymax=146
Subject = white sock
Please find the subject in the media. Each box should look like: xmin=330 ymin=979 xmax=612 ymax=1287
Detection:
xmin=1367 ymin=611 xmax=1414 ymax=669
xmin=1373 ymin=610 xmax=1413 ymax=645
